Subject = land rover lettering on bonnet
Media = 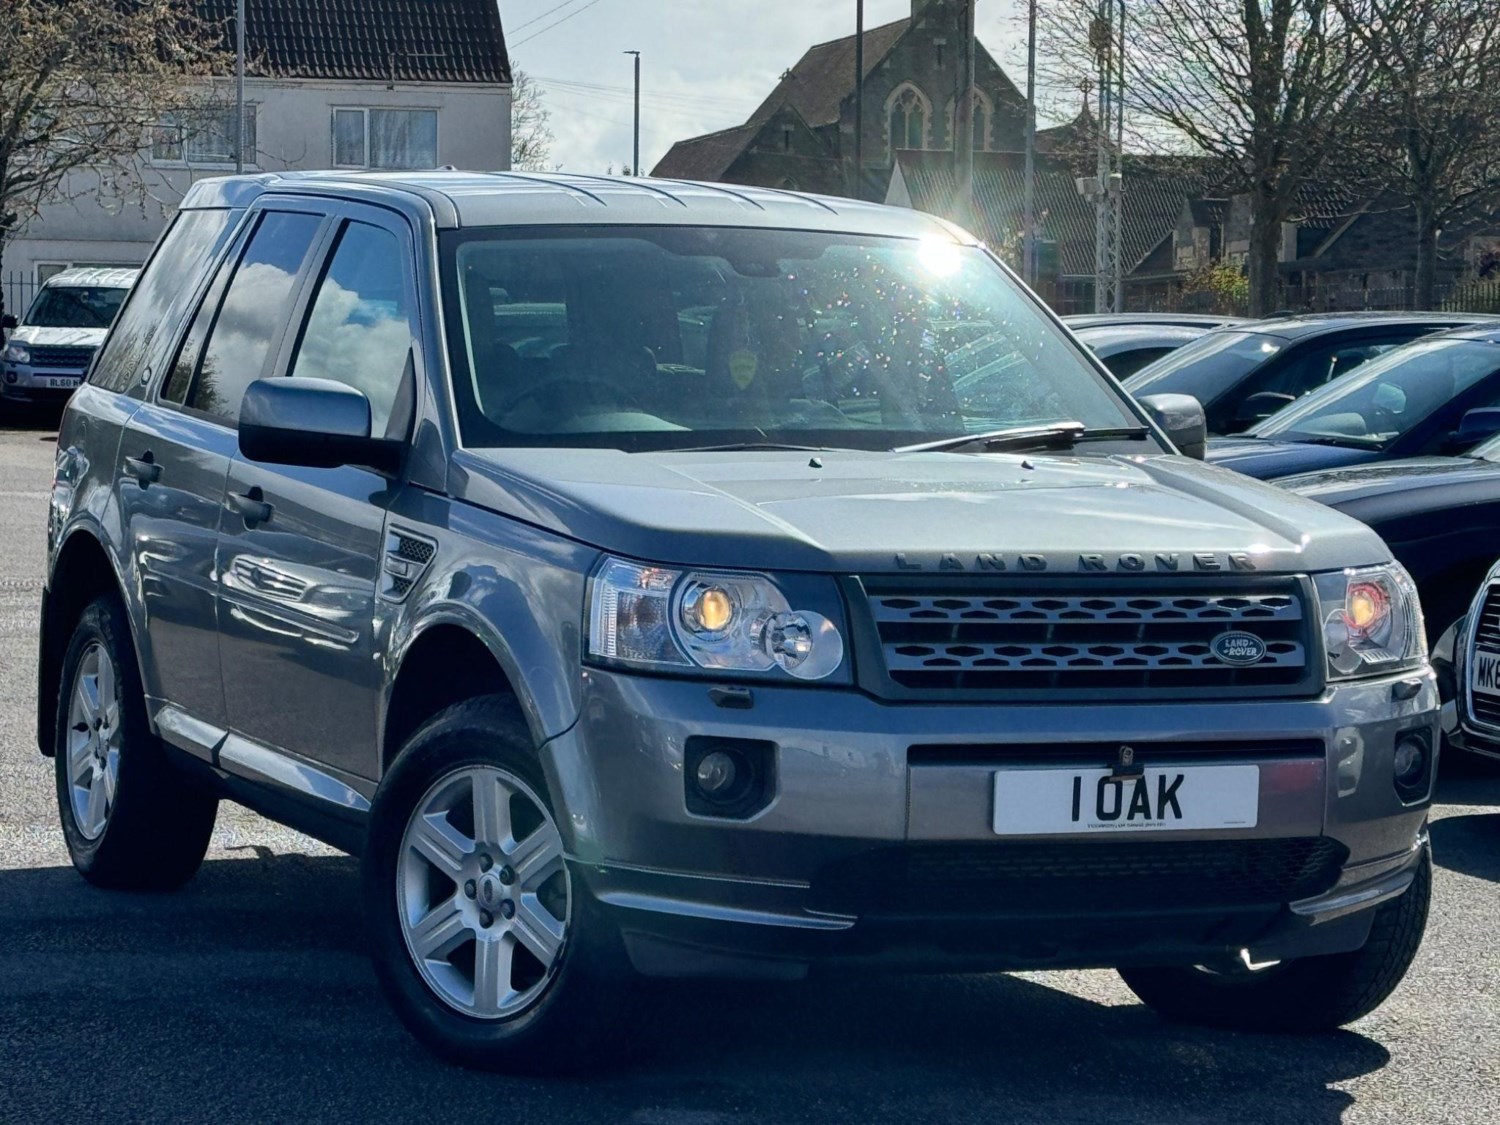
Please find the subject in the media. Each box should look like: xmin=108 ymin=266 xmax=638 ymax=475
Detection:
xmin=41 ymin=172 xmax=1437 ymax=1070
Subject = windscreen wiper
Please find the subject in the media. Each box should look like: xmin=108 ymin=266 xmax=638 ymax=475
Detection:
xmin=895 ymin=423 xmax=1150 ymax=455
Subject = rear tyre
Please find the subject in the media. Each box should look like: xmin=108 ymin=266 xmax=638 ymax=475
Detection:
xmin=54 ymin=595 xmax=218 ymax=890
xmin=1118 ymin=844 xmax=1431 ymax=1032
xmin=363 ymin=695 xmax=627 ymax=1071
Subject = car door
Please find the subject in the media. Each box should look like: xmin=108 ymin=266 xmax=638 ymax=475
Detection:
xmin=120 ymin=206 xmax=327 ymax=748
xmin=216 ymin=205 xmax=423 ymax=783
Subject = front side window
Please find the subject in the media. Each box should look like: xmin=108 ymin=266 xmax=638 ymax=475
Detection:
xmin=1253 ymin=337 xmax=1500 ymax=449
xmin=25 ymin=286 xmax=127 ymax=329
xmin=182 ymin=210 xmax=323 ymax=422
xmin=332 ymin=108 xmax=438 ymax=170
xmin=442 ymin=226 xmax=1140 ymax=452
xmin=289 ymin=221 xmax=413 ymax=436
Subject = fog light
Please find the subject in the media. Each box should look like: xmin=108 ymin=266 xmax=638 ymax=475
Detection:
xmin=684 ymin=737 xmax=775 ymax=818
xmin=3 ymin=370 xmax=17 ymax=384
xmin=1393 ymin=738 xmax=1426 ymax=785
xmin=695 ymin=750 xmax=738 ymax=796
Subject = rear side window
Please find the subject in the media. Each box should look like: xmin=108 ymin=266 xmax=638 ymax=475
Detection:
xmin=180 ymin=210 xmax=323 ymax=422
xmin=89 ymin=209 xmax=240 ymax=393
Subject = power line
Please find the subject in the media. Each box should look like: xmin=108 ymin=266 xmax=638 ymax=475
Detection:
xmin=508 ymin=0 xmax=586 ymax=34
xmin=512 ymin=0 xmax=609 ymax=47
xmin=533 ymin=75 xmax=748 ymax=111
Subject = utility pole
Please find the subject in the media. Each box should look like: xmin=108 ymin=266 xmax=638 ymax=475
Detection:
xmin=1085 ymin=0 xmax=1122 ymax=313
xmin=1022 ymin=0 xmax=1037 ymax=284
xmin=235 ymin=0 xmax=246 ymax=174
xmin=955 ymin=0 xmax=978 ymax=226
xmin=1114 ymin=0 xmax=1126 ymax=311
xmin=853 ymin=0 xmax=865 ymax=200
xmin=624 ymin=51 xmax=641 ymax=175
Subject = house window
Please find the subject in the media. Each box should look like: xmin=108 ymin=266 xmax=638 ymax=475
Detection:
xmin=152 ymin=106 xmax=257 ymax=165
xmin=332 ymin=108 xmax=439 ymax=170
xmin=888 ymin=86 xmax=929 ymax=152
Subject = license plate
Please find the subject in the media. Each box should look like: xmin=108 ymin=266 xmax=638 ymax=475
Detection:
xmin=993 ymin=764 xmax=1260 ymax=836
xmin=1473 ymin=648 xmax=1500 ymax=699
xmin=44 ymin=377 xmax=80 ymax=389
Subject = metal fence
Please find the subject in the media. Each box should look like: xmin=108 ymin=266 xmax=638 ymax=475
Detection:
xmin=2 ymin=273 xmax=39 ymax=323
xmin=1052 ymin=277 xmax=1500 ymax=318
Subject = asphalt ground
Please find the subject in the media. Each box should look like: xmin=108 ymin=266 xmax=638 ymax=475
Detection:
xmin=0 ymin=413 xmax=1496 ymax=1124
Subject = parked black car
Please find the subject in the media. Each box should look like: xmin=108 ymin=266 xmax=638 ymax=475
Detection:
xmin=1208 ymin=324 xmax=1500 ymax=482
xmin=1069 ymin=322 xmax=1218 ymax=379
xmin=1278 ymin=429 xmax=1500 ymax=642
xmin=1435 ymin=559 xmax=1500 ymax=768
xmin=1125 ymin=313 xmax=1490 ymax=436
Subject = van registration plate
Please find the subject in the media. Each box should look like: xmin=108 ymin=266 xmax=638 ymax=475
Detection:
xmin=992 ymin=764 xmax=1260 ymax=836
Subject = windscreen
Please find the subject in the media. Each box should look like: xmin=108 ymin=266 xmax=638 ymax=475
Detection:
xmin=1252 ymin=337 xmax=1500 ymax=449
xmin=25 ymin=285 xmax=128 ymax=329
xmin=442 ymin=226 xmax=1137 ymax=451
xmin=1124 ymin=329 xmax=1284 ymax=401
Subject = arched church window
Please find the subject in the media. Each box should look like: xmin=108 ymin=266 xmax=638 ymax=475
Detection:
xmin=888 ymin=85 xmax=929 ymax=151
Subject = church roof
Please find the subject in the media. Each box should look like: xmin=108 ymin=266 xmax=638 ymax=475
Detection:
xmin=652 ymin=122 xmax=764 ymax=182
xmin=747 ymin=18 xmax=912 ymax=129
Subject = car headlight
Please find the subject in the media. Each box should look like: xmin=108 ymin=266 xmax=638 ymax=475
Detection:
xmin=587 ymin=556 xmax=845 ymax=680
xmin=1315 ymin=564 xmax=1426 ymax=680
xmin=3 ymin=342 xmax=30 ymax=365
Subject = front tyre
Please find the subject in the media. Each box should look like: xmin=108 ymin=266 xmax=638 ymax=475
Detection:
xmin=1118 ymin=844 xmax=1431 ymax=1032
xmin=54 ymin=595 xmax=218 ymax=889
xmin=363 ymin=696 xmax=625 ymax=1071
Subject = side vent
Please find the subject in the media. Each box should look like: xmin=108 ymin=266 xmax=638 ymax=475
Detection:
xmin=381 ymin=528 xmax=437 ymax=602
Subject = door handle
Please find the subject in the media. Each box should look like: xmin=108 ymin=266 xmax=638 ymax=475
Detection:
xmin=124 ymin=453 xmax=162 ymax=487
xmin=228 ymin=487 xmax=274 ymax=528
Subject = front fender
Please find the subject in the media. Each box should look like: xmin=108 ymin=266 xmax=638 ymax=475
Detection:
xmin=382 ymin=489 xmax=600 ymax=748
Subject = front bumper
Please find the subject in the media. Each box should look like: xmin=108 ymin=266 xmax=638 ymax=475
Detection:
xmin=2 ymin=364 xmax=85 ymax=403
xmin=544 ymin=668 xmax=1437 ymax=978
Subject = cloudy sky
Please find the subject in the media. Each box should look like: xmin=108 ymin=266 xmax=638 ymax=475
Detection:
xmin=501 ymin=0 xmax=1040 ymax=175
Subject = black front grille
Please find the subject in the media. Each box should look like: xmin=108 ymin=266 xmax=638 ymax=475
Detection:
xmin=812 ymin=838 xmax=1348 ymax=917
xmin=856 ymin=577 xmax=1315 ymax=699
xmin=1469 ymin=584 xmax=1500 ymax=727
xmin=27 ymin=345 xmax=95 ymax=370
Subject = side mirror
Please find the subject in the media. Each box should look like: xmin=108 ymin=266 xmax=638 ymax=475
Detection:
xmin=1449 ymin=407 xmax=1500 ymax=451
xmin=239 ymin=377 xmax=403 ymax=474
xmin=1 ymin=314 xmax=17 ymax=332
xmin=1138 ymin=392 xmax=1208 ymax=460
xmin=1236 ymin=391 xmax=1296 ymax=426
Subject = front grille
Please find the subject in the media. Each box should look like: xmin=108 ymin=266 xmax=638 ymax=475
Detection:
xmin=811 ymin=838 xmax=1348 ymax=917
xmin=1468 ymin=584 xmax=1500 ymax=727
xmin=27 ymin=345 xmax=95 ymax=371
xmin=857 ymin=578 xmax=1314 ymax=699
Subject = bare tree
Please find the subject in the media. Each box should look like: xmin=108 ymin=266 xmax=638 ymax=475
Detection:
xmin=0 ymin=0 xmax=229 ymax=322
xmin=511 ymin=70 xmax=555 ymax=172
xmin=1337 ymin=0 xmax=1500 ymax=307
xmin=1040 ymin=0 xmax=1368 ymax=315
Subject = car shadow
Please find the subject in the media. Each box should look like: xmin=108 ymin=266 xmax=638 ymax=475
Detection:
xmin=1430 ymin=812 xmax=1500 ymax=884
xmin=0 ymin=855 xmax=1390 ymax=1125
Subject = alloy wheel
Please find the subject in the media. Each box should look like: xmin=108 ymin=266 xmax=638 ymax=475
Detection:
xmin=396 ymin=765 xmax=570 ymax=1019
xmin=66 ymin=641 xmax=122 ymax=841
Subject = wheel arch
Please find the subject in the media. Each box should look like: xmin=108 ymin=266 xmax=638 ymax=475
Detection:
xmin=381 ymin=611 xmax=555 ymax=775
xmin=39 ymin=527 xmax=137 ymax=756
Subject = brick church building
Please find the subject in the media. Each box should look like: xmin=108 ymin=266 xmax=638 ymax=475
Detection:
xmin=652 ymin=0 xmax=1027 ymax=199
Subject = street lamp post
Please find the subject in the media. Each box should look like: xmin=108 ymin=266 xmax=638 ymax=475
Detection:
xmin=235 ymin=0 xmax=246 ymax=174
xmin=1023 ymin=0 xmax=1037 ymax=284
xmin=624 ymin=50 xmax=641 ymax=175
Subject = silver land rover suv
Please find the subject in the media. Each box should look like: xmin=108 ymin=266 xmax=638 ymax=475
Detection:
xmin=42 ymin=172 xmax=1437 ymax=1070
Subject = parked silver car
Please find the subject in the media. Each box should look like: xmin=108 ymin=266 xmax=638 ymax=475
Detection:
xmin=42 ymin=172 xmax=1437 ymax=1070
xmin=2 ymin=268 xmax=138 ymax=405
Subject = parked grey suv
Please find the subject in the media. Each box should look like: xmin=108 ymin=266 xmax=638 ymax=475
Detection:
xmin=42 ymin=172 xmax=1438 ymax=1070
